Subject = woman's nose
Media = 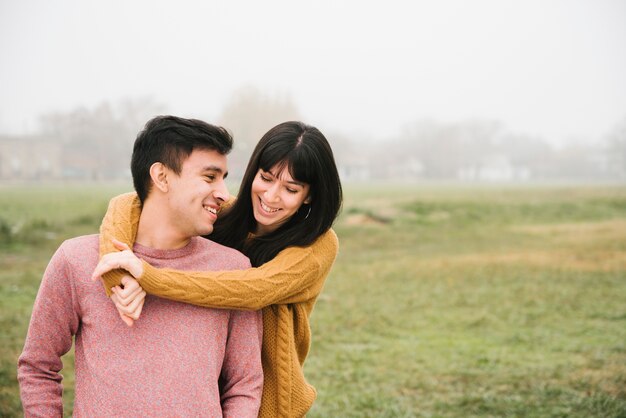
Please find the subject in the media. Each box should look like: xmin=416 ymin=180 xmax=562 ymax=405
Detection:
xmin=264 ymin=184 xmax=280 ymax=202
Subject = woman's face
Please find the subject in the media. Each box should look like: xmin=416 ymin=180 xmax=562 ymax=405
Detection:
xmin=250 ymin=164 xmax=311 ymax=235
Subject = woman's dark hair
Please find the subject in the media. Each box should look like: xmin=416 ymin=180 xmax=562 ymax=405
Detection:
xmin=211 ymin=121 xmax=342 ymax=266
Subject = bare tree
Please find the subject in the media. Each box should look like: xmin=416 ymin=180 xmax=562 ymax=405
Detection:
xmin=217 ymin=85 xmax=301 ymax=178
xmin=606 ymin=116 xmax=626 ymax=179
xmin=37 ymin=98 xmax=165 ymax=179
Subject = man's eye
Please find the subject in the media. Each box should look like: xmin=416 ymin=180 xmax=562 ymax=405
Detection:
xmin=205 ymin=175 xmax=216 ymax=181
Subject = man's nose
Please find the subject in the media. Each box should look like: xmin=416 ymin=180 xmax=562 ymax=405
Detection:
xmin=214 ymin=180 xmax=230 ymax=203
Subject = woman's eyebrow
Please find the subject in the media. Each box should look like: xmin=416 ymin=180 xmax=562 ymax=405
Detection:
xmin=265 ymin=169 xmax=305 ymax=186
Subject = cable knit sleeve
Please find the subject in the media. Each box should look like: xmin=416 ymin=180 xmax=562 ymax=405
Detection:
xmin=97 ymin=192 xmax=339 ymax=309
xmin=98 ymin=192 xmax=141 ymax=296
xmin=139 ymin=229 xmax=338 ymax=310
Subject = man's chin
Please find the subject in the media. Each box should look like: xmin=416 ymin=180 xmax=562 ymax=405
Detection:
xmin=198 ymin=226 xmax=214 ymax=237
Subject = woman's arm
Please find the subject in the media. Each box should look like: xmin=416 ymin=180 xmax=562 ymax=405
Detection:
xmin=98 ymin=191 xmax=339 ymax=310
xmin=139 ymin=229 xmax=338 ymax=310
xmin=99 ymin=192 xmax=141 ymax=296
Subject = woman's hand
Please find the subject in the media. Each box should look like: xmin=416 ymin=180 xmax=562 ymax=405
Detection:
xmin=112 ymin=276 xmax=147 ymax=326
xmin=91 ymin=238 xmax=145 ymax=327
xmin=91 ymin=238 xmax=144 ymax=281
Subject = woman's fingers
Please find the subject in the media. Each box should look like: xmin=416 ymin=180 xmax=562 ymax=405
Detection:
xmin=91 ymin=246 xmax=144 ymax=281
xmin=112 ymin=238 xmax=131 ymax=251
xmin=91 ymin=251 xmax=132 ymax=279
xmin=111 ymin=277 xmax=144 ymax=308
xmin=111 ymin=293 xmax=133 ymax=315
xmin=120 ymin=275 xmax=140 ymax=293
xmin=112 ymin=292 xmax=146 ymax=320
xmin=112 ymin=285 xmax=143 ymax=307
xmin=112 ymin=276 xmax=142 ymax=301
xmin=125 ymin=291 xmax=146 ymax=319
xmin=90 ymin=240 xmax=146 ymax=328
xmin=117 ymin=311 xmax=135 ymax=327
xmin=133 ymin=296 xmax=145 ymax=319
xmin=90 ymin=253 xmax=122 ymax=280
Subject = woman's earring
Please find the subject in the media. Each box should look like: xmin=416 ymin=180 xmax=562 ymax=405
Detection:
xmin=304 ymin=206 xmax=312 ymax=220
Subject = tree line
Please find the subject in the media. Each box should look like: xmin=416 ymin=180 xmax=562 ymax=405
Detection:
xmin=1 ymin=87 xmax=624 ymax=182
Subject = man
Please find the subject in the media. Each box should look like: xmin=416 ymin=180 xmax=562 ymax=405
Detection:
xmin=18 ymin=116 xmax=263 ymax=417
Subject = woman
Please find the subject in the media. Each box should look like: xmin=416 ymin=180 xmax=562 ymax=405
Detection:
xmin=92 ymin=121 xmax=343 ymax=417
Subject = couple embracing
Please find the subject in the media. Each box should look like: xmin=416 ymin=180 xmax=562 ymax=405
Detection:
xmin=18 ymin=116 xmax=342 ymax=417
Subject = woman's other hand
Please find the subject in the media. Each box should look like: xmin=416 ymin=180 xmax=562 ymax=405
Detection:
xmin=111 ymin=275 xmax=147 ymax=326
xmin=91 ymin=238 xmax=145 ymax=326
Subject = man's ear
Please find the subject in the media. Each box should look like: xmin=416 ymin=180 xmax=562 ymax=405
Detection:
xmin=149 ymin=162 xmax=169 ymax=193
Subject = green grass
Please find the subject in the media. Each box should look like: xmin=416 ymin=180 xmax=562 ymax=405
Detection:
xmin=1 ymin=182 xmax=626 ymax=417
xmin=0 ymin=182 xmax=130 ymax=416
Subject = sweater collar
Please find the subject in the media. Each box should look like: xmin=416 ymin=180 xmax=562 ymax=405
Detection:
xmin=133 ymin=237 xmax=199 ymax=260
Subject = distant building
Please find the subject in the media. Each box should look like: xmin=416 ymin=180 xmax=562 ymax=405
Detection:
xmin=458 ymin=154 xmax=530 ymax=182
xmin=339 ymin=156 xmax=372 ymax=182
xmin=0 ymin=135 xmax=63 ymax=180
xmin=387 ymin=157 xmax=424 ymax=179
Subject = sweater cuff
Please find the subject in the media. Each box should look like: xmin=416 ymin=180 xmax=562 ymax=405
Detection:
xmin=101 ymin=269 xmax=126 ymax=297
xmin=138 ymin=260 xmax=154 ymax=284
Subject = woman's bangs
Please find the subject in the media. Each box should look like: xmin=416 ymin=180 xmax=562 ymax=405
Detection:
xmin=260 ymin=147 xmax=313 ymax=185
xmin=259 ymin=144 xmax=289 ymax=173
xmin=287 ymin=151 xmax=314 ymax=184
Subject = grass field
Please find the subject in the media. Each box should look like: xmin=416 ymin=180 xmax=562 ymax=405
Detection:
xmin=1 ymin=182 xmax=625 ymax=417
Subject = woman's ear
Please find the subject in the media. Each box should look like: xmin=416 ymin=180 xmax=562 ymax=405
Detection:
xmin=149 ymin=162 xmax=169 ymax=193
xmin=304 ymin=195 xmax=312 ymax=205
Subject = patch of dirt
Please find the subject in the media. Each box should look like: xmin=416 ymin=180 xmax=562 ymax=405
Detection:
xmin=511 ymin=220 xmax=626 ymax=239
xmin=344 ymin=213 xmax=391 ymax=226
xmin=422 ymin=250 xmax=626 ymax=273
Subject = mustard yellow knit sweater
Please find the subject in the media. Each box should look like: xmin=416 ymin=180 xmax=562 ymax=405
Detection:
xmin=99 ymin=193 xmax=338 ymax=418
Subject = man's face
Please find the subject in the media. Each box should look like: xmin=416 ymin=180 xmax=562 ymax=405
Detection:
xmin=165 ymin=148 xmax=229 ymax=239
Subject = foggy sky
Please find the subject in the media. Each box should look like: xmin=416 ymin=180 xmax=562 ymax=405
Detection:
xmin=1 ymin=0 xmax=625 ymax=146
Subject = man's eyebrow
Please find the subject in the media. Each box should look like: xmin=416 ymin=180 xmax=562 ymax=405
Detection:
xmin=202 ymin=165 xmax=224 ymax=173
xmin=202 ymin=165 xmax=228 ymax=178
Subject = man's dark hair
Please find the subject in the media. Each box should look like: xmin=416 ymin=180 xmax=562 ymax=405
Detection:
xmin=131 ymin=115 xmax=233 ymax=203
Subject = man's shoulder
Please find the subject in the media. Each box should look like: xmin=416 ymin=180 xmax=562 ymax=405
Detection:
xmin=57 ymin=234 xmax=99 ymax=254
xmin=192 ymin=237 xmax=251 ymax=270
xmin=46 ymin=235 xmax=99 ymax=280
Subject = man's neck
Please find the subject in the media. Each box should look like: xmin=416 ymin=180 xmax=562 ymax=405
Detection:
xmin=135 ymin=198 xmax=191 ymax=250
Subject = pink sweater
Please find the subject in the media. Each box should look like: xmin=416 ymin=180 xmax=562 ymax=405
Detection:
xmin=18 ymin=235 xmax=263 ymax=417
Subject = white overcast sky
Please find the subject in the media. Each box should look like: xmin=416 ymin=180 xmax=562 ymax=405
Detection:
xmin=1 ymin=0 xmax=625 ymax=145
